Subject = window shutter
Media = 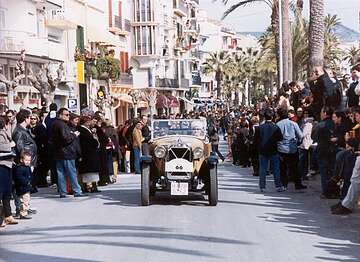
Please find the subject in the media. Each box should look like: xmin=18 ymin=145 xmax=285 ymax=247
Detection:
xmin=109 ymin=0 xmax=113 ymax=27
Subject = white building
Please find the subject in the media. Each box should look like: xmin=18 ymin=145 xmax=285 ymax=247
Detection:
xmin=130 ymin=0 xmax=201 ymax=116
xmin=0 ymin=0 xmax=78 ymax=111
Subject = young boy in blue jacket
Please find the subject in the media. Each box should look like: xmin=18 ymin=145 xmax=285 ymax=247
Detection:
xmin=13 ymin=151 xmax=33 ymax=219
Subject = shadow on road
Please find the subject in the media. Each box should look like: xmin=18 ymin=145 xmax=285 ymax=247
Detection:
xmin=218 ymin=163 xmax=360 ymax=262
xmin=0 ymin=224 xmax=252 ymax=260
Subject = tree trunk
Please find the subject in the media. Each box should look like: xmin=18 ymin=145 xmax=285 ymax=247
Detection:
xmin=281 ymin=0 xmax=292 ymax=82
xmin=216 ymin=79 xmax=221 ymax=99
xmin=271 ymin=2 xmax=281 ymax=86
xmin=309 ymin=0 xmax=325 ymax=71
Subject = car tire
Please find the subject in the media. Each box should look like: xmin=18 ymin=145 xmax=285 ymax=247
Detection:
xmin=141 ymin=164 xmax=150 ymax=206
xmin=208 ymin=165 xmax=218 ymax=206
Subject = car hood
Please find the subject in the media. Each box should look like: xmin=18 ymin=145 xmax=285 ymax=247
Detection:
xmin=150 ymin=136 xmax=207 ymax=149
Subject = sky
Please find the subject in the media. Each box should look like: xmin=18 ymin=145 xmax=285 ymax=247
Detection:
xmin=200 ymin=0 xmax=360 ymax=32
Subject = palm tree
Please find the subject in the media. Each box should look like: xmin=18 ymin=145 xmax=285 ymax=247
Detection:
xmin=344 ymin=46 xmax=360 ymax=66
xmin=219 ymin=0 xmax=294 ymax=84
xmin=323 ymin=14 xmax=343 ymax=68
xmin=309 ymin=0 xmax=325 ymax=71
xmin=202 ymin=51 xmax=232 ymax=98
xmin=291 ymin=1 xmax=308 ymax=80
xmin=257 ymin=28 xmax=277 ymax=95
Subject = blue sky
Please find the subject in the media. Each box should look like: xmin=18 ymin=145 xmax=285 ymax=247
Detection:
xmin=200 ymin=0 xmax=360 ymax=32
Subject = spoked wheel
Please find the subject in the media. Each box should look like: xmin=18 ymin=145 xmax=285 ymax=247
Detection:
xmin=141 ymin=164 xmax=150 ymax=206
xmin=208 ymin=165 xmax=218 ymax=206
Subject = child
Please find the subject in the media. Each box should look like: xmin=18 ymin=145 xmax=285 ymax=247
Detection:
xmin=13 ymin=151 xmax=33 ymax=219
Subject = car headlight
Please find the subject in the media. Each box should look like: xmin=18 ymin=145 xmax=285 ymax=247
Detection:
xmin=193 ymin=147 xmax=204 ymax=159
xmin=154 ymin=146 xmax=166 ymax=158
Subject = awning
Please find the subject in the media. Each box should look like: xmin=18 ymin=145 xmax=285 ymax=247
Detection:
xmin=156 ymin=95 xmax=179 ymax=108
xmin=87 ymin=26 xmax=116 ymax=46
xmin=179 ymin=96 xmax=194 ymax=105
xmin=117 ymin=94 xmax=133 ymax=104
xmin=14 ymin=85 xmax=40 ymax=93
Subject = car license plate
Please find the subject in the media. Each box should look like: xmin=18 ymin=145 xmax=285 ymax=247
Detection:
xmin=171 ymin=182 xmax=188 ymax=196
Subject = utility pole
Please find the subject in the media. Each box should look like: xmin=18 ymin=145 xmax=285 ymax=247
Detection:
xmin=278 ymin=0 xmax=283 ymax=85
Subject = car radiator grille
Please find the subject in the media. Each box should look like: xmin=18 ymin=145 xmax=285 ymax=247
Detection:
xmin=168 ymin=147 xmax=191 ymax=161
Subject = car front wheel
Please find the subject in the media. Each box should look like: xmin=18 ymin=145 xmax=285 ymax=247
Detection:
xmin=208 ymin=165 xmax=218 ymax=206
xmin=141 ymin=164 xmax=150 ymax=206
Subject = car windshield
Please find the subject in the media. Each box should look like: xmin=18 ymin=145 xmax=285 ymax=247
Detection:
xmin=151 ymin=119 xmax=207 ymax=139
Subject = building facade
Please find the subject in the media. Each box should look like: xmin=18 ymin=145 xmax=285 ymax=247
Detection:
xmin=130 ymin=0 xmax=201 ymax=116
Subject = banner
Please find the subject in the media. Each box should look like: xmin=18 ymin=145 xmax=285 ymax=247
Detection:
xmin=76 ymin=61 xmax=85 ymax=84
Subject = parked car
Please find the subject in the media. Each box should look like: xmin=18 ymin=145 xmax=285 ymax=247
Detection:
xmin=140 ymin=119 xmax=218 ymax=206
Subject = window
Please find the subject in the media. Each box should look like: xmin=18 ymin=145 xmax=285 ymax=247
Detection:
xmin=141 ymin=0 xmax=146 ymax=22
xmin=180 ymin=61 xmax=185 ymax=78
xmin=136 ymin=27 xmax=141 ymax=55
xmin=135 ymin=0 xmax=140 ymax=21
xmin=30 ymin=93 xmax=40 ymax=99
xmin=0 ymin=9 xmax=5 ymax=29
xmin=48 ymin=33 xmax=61 ymax=43
xmin=146 ymin=0 xmax=152 ymax=21
xmin=15 ymin=92 xmax=27 ymax=100
xmin=120 ymin=52 xmax=129 ymax=73
xmin=134 ymin=25 xmax=155 ymax=56
xmin=142 ymin=26 xmax=147 ymax=55
xmin=76 ymin=26 xmax=84 ymax=52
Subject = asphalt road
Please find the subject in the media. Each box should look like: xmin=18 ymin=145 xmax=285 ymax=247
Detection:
xmin=1 ymin=145 xmax=360 ymax=262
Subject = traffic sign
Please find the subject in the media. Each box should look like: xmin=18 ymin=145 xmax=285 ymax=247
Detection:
xmin=67 ymin=98 xmax=78 ymax=110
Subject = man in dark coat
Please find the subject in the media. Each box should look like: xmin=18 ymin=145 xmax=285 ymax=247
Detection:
xmin=50 ymin=108 xmax=85 ymax=198
xmin=141 ymin=115 xmax=151 ymax=155
xmin=346 ymin=65 xmax=360 ymax=108
xmin=12 ymin=109 xmax=37 ymax=167
xmin=311 ymin=106 xmax=336 ymax=198
xmin=254 ymin=108 xmax=284 ymax=192
xmin=78 ymin=116 xmax=101 ymax=193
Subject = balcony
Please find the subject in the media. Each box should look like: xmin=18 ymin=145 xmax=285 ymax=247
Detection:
xmin=109 ymin=15 xmax=129 ymax=36
xmin=0 ymin=30 xmax=52 ymax=58
xmin=124 ymin=19 xmax=132 ymax=32
xmin=45 ymin=9 xmax=77 ymax=30
xmin=116 ymin=74 xmax=133 ymax=86
xmin=184 ymin=19 xmax=199 ymax=34
xmin=156 ymin=78 xmax=179 ymax=88
xmin=174 ymin=0 xmax=188 ymax=17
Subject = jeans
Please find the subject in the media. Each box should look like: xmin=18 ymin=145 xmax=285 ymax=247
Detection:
xmin=318 ymin=154 xmax=335 ymax=194
xmin=279 ymin=152 xmax=302 ymax=188
xmin=298 ymin=148 xmax=309 ymax=180
xmin=212 ymin=144 xmax=224 ymax=160
xmin=0 ymin=195 xmax=12 ymax=218
xmin=259 ymin=154 xmax=282 ymax=189
xmin=56 ymin=159 xmax=82 ymax=196
xmin=342 ymin=156 xmax=360 ymax=209
xmin=133 ymin=147 xmax=141 ymax=174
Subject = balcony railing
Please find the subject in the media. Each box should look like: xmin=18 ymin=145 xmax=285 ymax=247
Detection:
xmin=156 ymin=78 xmax=179 ymax=88
xmin=113 ymin=74 xmax=133 ymax=86
xmin=184 ymin=19 xmax=198 ymax=33
xmin=45 ymin=9 xmax=76 ymax=30
xmin=114 ymin=15 xmax=122 ymax=29
xmin=125 ymin=19 xmax=131 ymax=32
xmin=174 ymin=0 xmax=188 ymax=16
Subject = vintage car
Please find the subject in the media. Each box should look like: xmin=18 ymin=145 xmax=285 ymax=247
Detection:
xmin=140 ymin=119 xmax=218 ymax=206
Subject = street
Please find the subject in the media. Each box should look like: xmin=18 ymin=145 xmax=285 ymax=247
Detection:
xmin=1 ymin=143 xmax=360 ymax=262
